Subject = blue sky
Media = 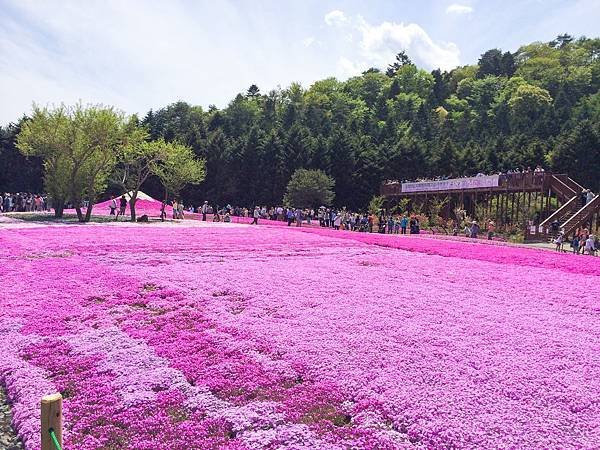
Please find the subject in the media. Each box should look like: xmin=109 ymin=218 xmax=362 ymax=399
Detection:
xmin=1 ymin=0 xmax=599 ymax=124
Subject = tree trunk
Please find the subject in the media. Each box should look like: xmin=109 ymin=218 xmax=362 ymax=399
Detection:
xmin=84 ymin=190 xmax=96 ymax=222
xmin=75 ymin=205 xmax=84 ymax=222
xmin=130 ymin=195 xmax=137 ymax=222
xmin=84 ymin=203 xmax=94 ymax=222
xmin=54 ymin=200 xmax=65 ymax=218
xmin=161 ymin=188 xmax=169 ymax=222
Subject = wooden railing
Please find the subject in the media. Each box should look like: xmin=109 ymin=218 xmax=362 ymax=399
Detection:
xmin=539 ymin=195 xmax=579 ymax=230
xmin=557 ymin=175 xmax=585 ymax=194
xmin=549 ymin=175 xmax=578 ymax=202
xmin=561 ymin=195 xmax=600 ymax=236
xmin=498 ymin=172 xmax=548 ymax=190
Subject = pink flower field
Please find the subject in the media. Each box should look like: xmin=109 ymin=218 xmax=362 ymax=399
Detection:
xmin=1 ymin=221 xmax=599 ymax=449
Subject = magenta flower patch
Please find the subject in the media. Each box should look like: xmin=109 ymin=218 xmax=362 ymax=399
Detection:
xmin=0 ymin=223 xmax=599 ymax=449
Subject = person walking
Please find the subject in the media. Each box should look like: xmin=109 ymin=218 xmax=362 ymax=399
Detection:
xmin=200 ymin=201 xmax=208 ymax=221
xmin=586 ymin=190 xmax=595 ymax=205
xmin=400 ymin=215 xmax=408 ymax=235
xmin=410 ymin=216 xmax=417 ymax=234
xmin=584 ymin=234 xmax=596 ymax=256
xmin=333 ymin=213 xmax=342 ymax=230
xmin=172 ymin=200 xmax=178 ymax=219
xmin=578 ymin=229 xmax=589 ymax=255
xmin=571 ymin=234 xmax=580 ymax=254
xmin=553 ymin=232 xmax=564 ymax=252
xmin=109 ymin=196 xmax=117 ymax=216
xmin=581 ymin=189 xmax=588 ymax=206
xmin=470 ymin=221 xmax=480 ymax=239
xmin=487 ymin=221 xmax=495 ymax=240
xmin=251 ymin=206 xmax=259 ymax=225
xmin=115 ymin=195 xmax=127 ymax=221
xmin=295 ymin=208 xmax=303 ymax=227
xmin=160 ymin=200 xmax=167 ymax=222
xmin=286 ymin=208 xmax=295 ymax=226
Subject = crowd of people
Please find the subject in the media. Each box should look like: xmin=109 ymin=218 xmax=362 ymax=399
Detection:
xmin=104 ymin=194 xmax=596 ymax=251
xmin=554 ymin=228 xmax=598 ymax=255
xmin=386 ymin=166 xmax=547 ymax=185
xmin=2 ymin=187 xmax=597 ymax=255
xmin=0 ymin=193 xmax=48 ymax=212
xmin=187 ymin=203 xmax=474 ymax=238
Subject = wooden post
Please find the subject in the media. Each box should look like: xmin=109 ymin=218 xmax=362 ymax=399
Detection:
xmin=41 ymin=393 xmax=63 ymax=450
xmin=497 ymin=194 xmax=501 ymax=225
xmin=504 ymin=192 xmax=508 ymax=225
xmin=495 ymin=193 xmax=500 ymax=221
xmin=510 ymin=192 xmax=516 ymax=224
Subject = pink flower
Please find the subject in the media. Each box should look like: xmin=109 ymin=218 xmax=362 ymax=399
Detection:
xmin=1 ymin=222 xmax=598 ymax=449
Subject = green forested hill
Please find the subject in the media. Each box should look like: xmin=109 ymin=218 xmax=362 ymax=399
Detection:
xmin=1 ymin=34 xmax=599 ymax=208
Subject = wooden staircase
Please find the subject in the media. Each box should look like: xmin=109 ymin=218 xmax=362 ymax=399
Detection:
xmin=549 ymin=175 xmax=577 ymax=202
xmin=539 ymin=196 xmax=580 ymax=235
xmin=560 ymin=195 xmax=600 ymax=236
xmin=539 ymin=175 xmax=599 ymax=238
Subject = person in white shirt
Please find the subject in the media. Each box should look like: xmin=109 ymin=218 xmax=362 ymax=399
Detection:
xmin=584 ymin=235 xmax=596 ymax=255
xmin=201 ymin=201 xmax=208 ymax=221
xmin=333 ymin=213 xmax=342 ymax=230
xmin=553 ymin=232 xmax=564 ymax=252
xmin=586 ymin=190 xmax=595 ymax=205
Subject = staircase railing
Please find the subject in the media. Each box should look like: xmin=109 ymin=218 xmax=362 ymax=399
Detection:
xmin=563 ymin=176 xmax=585 ymax=194
xmin=561 ymin=195 xmax=600 ymax=236
xmin=549 ymin=175 xmax=577 ymax=202
xmin=539 ymin=195 xmax=579 ymax=231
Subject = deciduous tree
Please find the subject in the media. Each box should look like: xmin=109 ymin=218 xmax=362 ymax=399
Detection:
xmin=283 ymin=169 xmax=334 ymax=208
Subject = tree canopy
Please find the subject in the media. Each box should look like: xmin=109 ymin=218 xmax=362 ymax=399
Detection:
xmin=2 ymin=34 xmax=600 ymax=211
xmin=15 ymin=104 xmax=205 ymax=220
xmin=283 ymin=169 xmax=335 ymax=208
xmin=17 ymin=104 xmax=127 ymax=220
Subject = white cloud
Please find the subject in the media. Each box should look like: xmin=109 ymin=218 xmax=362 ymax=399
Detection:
xmin=336 ymin=57 xmax=363 ymax=79
xmin=446 ymin=4 xmax=474 ymax=15
xmin=0 ymin=1 xmax=223 ymax=123
xmin=0 ymin=1 xmax=339 ymax=124
xmin=324 ymin=11 xmax=461 ymax=77
xmin=302 ymin=37 xmax=316 ymax=47
xmin=324 ymin=10 xmax=348 ymax=27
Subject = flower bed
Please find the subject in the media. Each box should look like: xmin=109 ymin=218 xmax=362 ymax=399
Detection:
xmin=0 ymin=223 xmax=599 ymax=449
xmin=297 ymin=226 xmax=600 ymax=277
